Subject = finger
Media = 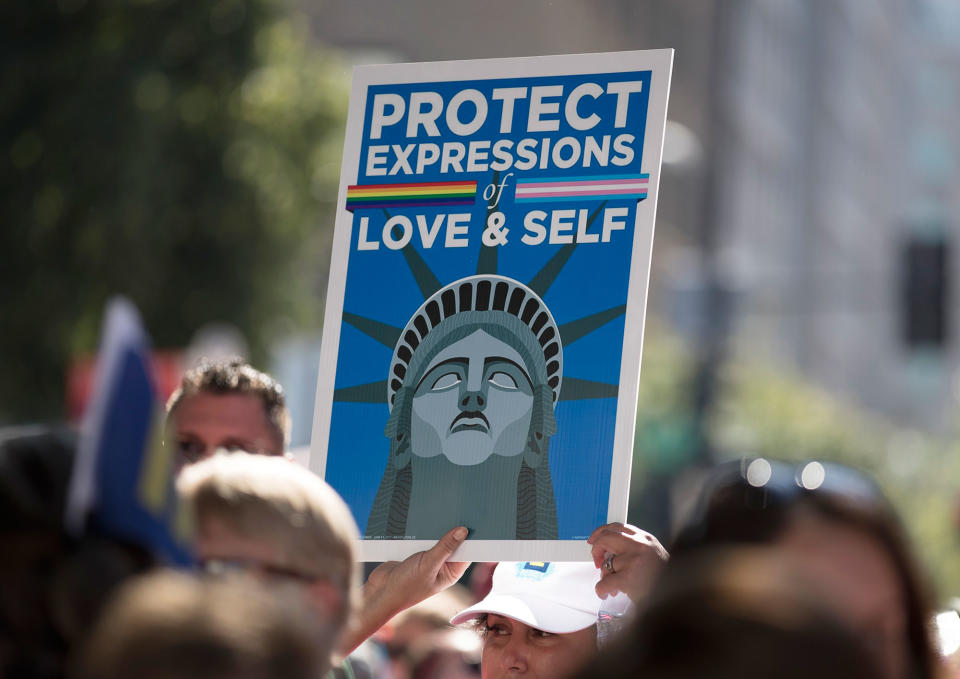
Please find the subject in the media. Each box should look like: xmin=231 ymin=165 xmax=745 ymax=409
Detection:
xmin=440 ymin=560 xmax=470 ymax=584
xmin=600 ymin=552 xmax=664 ymax=602
xmin=592 ymin=523 xmax=647 ymax=544
xmin=594 ymin=570 xmax=631 ymax=599
xmin=589 ymin=523 xmax=629 ymax=567
xmin=420 ymin=526 xmax=469 ymax=571
xmin=591 ymin=530 xmax=652 ymax=558
xmin=590 ymin=541 xmax=620 ymax=568
xmin=587 ymin=522 xmax=625 ymax=544
xmin=590 ymin=543 xmax=606 ymax=568
xmin=624 ymin=529 xmax=668 ymax=560
xmin=588 ymin=524 xmax=645 ymax=552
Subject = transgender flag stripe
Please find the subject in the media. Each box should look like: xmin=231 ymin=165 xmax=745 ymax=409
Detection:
xmin=515 ymin=174 xmax=649 ymax=202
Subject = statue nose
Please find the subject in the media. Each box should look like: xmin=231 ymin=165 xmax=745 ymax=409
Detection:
xmin=460 ymin=391 xmax=485 ymax=410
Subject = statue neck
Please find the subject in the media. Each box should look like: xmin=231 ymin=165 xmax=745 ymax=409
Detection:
xmin=405 ymin=453 xmax=522 ymax=540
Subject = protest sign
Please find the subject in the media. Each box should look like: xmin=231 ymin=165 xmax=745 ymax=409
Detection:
xmin=310 ymin=50 xmax=673 ymax=561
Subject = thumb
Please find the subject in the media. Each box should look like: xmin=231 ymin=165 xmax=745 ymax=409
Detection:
xmin=421 ymin=525 xmax=469 ymax=570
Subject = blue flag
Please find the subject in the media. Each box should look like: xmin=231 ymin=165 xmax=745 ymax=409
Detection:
xmin=67 ymin=298 xmax=192 ymax=565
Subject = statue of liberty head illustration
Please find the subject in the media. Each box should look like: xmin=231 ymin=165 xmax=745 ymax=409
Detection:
xmin=366 ymin=275 xmax=562 ymax=540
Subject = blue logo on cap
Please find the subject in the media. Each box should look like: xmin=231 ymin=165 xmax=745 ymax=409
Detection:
xmin=515 ymin=561 xmax=553 ymax=580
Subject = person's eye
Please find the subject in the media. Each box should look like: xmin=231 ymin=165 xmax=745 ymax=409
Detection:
xmin=484 ymin=623 xmax=509 ymax=636
xmin=531 ymin=628 xmax=554 ymax=639
xmin=177 ymin=439 xmax=205 ymax=464
xmin=431 ymin=372 xmax=461 ymax=390
xmin=222 ymin=440 xmax=252 ymax=453
xmin=488 ymin=371 xmax=518 ymax=389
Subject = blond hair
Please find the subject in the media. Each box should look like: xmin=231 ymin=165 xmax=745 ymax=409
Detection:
xmin=178 ymin=452 xmax=360 ymax=628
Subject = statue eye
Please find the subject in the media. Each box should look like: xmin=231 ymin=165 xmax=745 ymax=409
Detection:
xmin=489 ymin=371 xmax=518 ymax=389
xmin=431 ymin=372 xmax=461 ymax=390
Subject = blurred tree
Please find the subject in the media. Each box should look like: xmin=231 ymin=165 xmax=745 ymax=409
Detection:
xmin=0 ymin=0 xmax=347 ymax=422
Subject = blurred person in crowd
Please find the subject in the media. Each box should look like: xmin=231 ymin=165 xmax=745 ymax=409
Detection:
xmin=0 ymin=426 xmax=155 ymax=679
xmin=381 ymin=586 xmax=475 ymax=679
xmin=178 ymin=451 xmax=471 ymax=677
xmin=407 ymin=628 xmax=481 ymax=679
xmin=575 ymin=548 xmax=882 ymax=679
xmin=75 ymin=570 xmax=328 ymax=679
xmin=166 ymin=358 xmax=290 ymax=466
xmin=671 ymin=458 xmax=939 ymax=679
xmin=468 ymin=562 xmax=497 ymax=601
xmin=449 ymin=561 xmax=634 ymax=679
xmin=178 ymin=451 xmax=359 ymax=671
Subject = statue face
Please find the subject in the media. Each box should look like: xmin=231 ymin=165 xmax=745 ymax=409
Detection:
xmin=411 ymin=329 xmax=535 ymax=466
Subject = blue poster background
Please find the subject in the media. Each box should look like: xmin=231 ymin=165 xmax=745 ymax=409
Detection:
xmin=326 ymin=70 xmax=652 ymax=540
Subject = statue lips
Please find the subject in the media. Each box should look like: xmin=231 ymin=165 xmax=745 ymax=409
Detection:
xmin=449 ymin=410 xmax=490 ymax=435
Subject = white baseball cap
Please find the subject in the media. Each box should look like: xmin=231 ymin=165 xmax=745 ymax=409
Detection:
xmin=450 ymin=562 xmax=615 ymax=634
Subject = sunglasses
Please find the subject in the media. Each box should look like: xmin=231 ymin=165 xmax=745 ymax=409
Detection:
xmin=733 ymin=458 xmax=881 ymax=504
xmin=677 ymin=458 xmax=886 ymax=548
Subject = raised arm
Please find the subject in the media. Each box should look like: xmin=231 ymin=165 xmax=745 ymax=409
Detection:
xmin=339 ymin=526 xmax=470 ymax=655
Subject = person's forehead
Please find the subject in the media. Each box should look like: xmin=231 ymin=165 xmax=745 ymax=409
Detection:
xmin=424 ymin=329 xmax=527 ymax=375
xmin=486 ymin=613 xmax=532 ymax=629
xmin=174 ymin=392 xmax=274 ymax=437
xmin=195 ymin=515 xmax=278 ymax=563
xmin=777 ymin=515 xmax=905 ymax=616
xmin=486 ymin=613 xmax=558 ymax=635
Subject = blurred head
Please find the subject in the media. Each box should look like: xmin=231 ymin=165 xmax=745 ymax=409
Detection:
xmin=0 ymin=427 xmax=154 ymax=679
xmin=76 ymin=570 xmax=329 ymax=679
xmin=166 ymin=358 xmax=290 ymax=466
xmin=576 ymin=548 xmax=882 ymax=679
xmin=407 ymin=628 xmax=482 ymax=679
xmin=178 ymin=452 xmax=359 ymax=632
xmin=451 ymin=562 xmax=621 ymax=679
xmin=672 ymin=459 xmax=937 ymax=679
xmin=385 ymin=586 xmax=476 ymax=679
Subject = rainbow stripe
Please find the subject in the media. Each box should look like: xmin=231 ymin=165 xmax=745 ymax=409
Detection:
xmin=514 ymin=174 xmax=649 ymax=203
xmin=346 ymin=180 xmax=478 ymax=211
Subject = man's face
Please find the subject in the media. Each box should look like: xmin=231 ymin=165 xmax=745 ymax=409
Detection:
xmin=479 ymin=614 xmax=596 ymax=679
xmin=170 ymin=391 xmax=282 ymax=466
xmin=411 ymin=330 xmax=535 ymax=466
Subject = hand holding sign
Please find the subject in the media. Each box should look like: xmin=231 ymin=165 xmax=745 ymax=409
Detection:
xmin=341 ymin=526 xmax=470 ymax=655
xmin=588 ymin=522 xmax=668 ymax=603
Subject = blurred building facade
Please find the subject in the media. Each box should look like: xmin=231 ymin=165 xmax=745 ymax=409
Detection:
xmin=302 ymin=0 xmax=960 ymax=432
xmin=713 ymin=0 xmax=960 ymax=431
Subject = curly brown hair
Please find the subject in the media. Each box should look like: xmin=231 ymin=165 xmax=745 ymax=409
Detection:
xmin=166 ymin=358 xmax=290 ymax=449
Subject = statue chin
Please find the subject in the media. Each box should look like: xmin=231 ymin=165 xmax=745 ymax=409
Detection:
xmin=430 ymin=431 xmax=524 ymax=466
xmin=411 ymin=411 xmax=532 ymax=465
xmin=440 ymin=432 xmax=496 ymax=465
